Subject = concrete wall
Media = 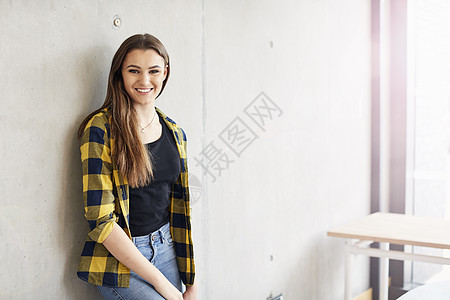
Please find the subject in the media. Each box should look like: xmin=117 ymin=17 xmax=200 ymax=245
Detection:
xmin=0 ymin=1 xmax=371 ymax=299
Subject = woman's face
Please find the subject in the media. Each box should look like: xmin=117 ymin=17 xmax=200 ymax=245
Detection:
xmin=121 ymin=49 xmax=167 ymax=107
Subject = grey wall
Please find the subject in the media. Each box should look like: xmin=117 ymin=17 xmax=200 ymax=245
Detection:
xmin=0 ymin=1 xmax=371 ymax=299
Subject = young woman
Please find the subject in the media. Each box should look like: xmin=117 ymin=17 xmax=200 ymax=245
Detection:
xmin=77 ymin=34 xmax=197 ymax=300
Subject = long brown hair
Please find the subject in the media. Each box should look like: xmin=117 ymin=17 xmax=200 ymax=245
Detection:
xmin=78 ymin=33 xmax=170 ymax=188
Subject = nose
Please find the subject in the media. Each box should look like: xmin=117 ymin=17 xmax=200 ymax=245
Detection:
xmin=138 ymin=72 xmax=151 ymax=85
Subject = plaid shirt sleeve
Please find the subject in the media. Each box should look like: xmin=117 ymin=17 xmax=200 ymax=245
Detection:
xmin=80 ymin=113 xmax=117 ymax=243
xmin=159 ymin=108 xmax=196 ymax=286
xmin=77 ymin=111 xmax=131 ymax=287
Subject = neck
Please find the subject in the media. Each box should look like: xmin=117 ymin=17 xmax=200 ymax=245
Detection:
xmin=134 ymin=103 xmax=156 ymax=126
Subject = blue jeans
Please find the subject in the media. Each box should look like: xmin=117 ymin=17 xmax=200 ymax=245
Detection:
xmin=97 ymin=222 xmax=182 ymax=300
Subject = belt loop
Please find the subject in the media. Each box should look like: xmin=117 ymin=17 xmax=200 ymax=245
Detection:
xmin=161 ymin=224 xmax=169 ymax=243
xmin=159 ymin=228 xmax=164 ymax=242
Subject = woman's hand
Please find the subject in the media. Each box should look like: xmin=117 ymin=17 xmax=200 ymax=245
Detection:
xmin=183 ymin=282 xmax=198 ymax=300
xmin=153 ymin=277 xmax=183 ymax=300
xmin=158 ymin=286 xmax=183 ymax=300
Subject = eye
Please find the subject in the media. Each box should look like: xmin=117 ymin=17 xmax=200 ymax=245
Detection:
xmin=128 ymin=69 xmax=139 ymax=74
xmin=150 ymin=70 xmax=160 ymax=74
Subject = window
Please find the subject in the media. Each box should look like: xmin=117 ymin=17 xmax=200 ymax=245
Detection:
xmin=405 ymin=0 xmax=450 ymax=285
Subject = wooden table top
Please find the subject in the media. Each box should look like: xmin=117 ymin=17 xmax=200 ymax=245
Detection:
xmin=327 ymin=212 xmax=450 ymax=249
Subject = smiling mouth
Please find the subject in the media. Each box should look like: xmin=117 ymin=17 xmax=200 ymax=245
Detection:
xmin=136 ymin=88 xmax=153 ymax=93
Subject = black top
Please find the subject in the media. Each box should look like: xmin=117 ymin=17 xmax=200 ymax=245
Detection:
xmin=129 ymin=115 xmax=181 ymax=236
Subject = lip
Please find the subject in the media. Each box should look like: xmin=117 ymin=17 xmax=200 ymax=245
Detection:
xmin=135 ymin=88 xmax=154 ymax=94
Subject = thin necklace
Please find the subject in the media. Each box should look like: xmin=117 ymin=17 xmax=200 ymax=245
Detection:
xmin=140 ymin=111 xmax=157 ymax=133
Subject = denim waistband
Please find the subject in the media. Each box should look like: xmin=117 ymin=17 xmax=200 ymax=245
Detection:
xmin=132 ymin=222 xmax=171 ymax=246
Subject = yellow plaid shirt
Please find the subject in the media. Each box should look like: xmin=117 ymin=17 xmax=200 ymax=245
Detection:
xmin=77 ymin=108 xmax=195 ymax=287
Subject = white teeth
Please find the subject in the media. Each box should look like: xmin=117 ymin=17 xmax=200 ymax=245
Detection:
xmin=136 ymin=88 xmax=152 ymax=93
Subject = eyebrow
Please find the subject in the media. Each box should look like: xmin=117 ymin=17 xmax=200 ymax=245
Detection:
xmin=125 ymin=64 xmax=162 ymax=69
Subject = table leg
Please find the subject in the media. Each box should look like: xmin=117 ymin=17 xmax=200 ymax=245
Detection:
xmin=345 ymin=240 xmax=352 ymax=300
xmin=379 ymin=242 xmax=389 ymax=300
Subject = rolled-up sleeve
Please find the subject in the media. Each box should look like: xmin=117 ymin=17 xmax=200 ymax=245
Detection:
xmin=80 ymin=116 xmax=116 ymax=243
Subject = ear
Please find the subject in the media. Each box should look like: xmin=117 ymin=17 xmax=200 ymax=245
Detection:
xmin=163 ymin=65 xmax=169 ymax=81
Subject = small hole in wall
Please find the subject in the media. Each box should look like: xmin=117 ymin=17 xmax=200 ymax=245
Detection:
xmin=112 ymin=15 xmax=121 ymax=29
